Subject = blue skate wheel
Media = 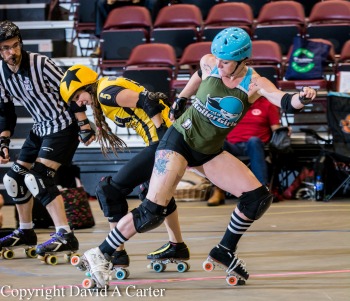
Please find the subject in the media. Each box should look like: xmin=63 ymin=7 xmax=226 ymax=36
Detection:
xmin=153 ymin=262 xmax=165 ymax=273
xmin=177 ymin=262 xmax=189 ymax=273
xmin=115 ymin=268 xmax=127 ymax=280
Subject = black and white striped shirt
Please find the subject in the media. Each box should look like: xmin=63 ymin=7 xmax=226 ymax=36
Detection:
xmin=0 ymin=50 xmax=73 ymax=136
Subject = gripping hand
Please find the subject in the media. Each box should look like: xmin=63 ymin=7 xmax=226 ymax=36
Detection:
xmin=169 ymin=97 xmax=188 ymax=120
xmin=136 ymin=91 xmax=166 ymax=118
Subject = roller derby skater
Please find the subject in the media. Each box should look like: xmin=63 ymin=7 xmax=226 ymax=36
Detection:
xmin=147 ymin=242 xmax=190 ymax=273
xmin=59 ymin=65 xmax=190 ymax=283
xmin=36 ymin=229 xmax=79 ymax=265
xmin=0 ymin=229 xmax=37 ymax=259
xmin=0 ymin=21 xmax=94 ymax=263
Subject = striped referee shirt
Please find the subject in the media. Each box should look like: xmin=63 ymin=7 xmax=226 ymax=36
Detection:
xmin=0 ymin=50 xmax=73 ymax=136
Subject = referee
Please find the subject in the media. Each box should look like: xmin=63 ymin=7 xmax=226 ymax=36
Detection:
xmin=0 ymin=20 xmax=95 ymax=260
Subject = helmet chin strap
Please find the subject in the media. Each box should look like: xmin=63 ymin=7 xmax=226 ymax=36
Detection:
xmin=229 ymin=59 xmax=247 ymax=79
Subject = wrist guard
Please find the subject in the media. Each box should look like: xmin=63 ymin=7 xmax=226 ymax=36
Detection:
xmin=77 ymin=118 xmax=90 ymax=127
xmin=136 ymin=91 xmax=166 ymax=118
xmin=169 ymin=97 xmax=188 ymax=119
xmin=0 ymin=136 xmax=10 ymax=157
xmin=79 ymin=129 xmax=95 ymax=143
xmin=299 ymin=86 xmax=315 ymax=105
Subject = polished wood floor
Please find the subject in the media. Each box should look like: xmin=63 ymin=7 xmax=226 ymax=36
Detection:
xmin=0 ymin=198 xmax=349 ymax=301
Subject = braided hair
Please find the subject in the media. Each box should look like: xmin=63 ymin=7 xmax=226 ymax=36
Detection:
xmin=89 ymin=83 xmax=127 ymax=157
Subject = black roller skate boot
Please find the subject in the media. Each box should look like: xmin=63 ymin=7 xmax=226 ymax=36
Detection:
xmin=0 ymin=229 xmax=37 ymax=259
xmin=111 ymin=249 xmax=130 ymax=267
xmin=36 ymin=229 xmax=79 ymax=265
xmin=204 ymin=244 xmax=249 ymax=286
xmin=147 ymin=242 xmax=190 ymax=273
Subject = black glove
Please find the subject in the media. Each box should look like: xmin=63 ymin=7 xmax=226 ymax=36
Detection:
xmin=0 ymin=136 xmax=10 ymax=158
xmin=79 ymin=129 xmax=95 ymax=143
xmin=169 ymin=97 xmax=188 ymax=119
xmin=299 ymin=86 xmax=314 ymax=105
xmin=136 ymin=91 xmax=166 ymax=118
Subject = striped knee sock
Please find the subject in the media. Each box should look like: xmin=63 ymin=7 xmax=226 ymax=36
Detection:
xmin=219 ymin=209 xmax=253 ymax=251
xmin=99 ymin=228 xmax=128 ymax=256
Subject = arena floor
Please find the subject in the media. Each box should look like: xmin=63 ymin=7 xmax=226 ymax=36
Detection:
xmin=0 ymin=198 xmax=349 ymax=301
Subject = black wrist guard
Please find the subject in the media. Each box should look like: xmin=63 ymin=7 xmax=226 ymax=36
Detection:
xmin=77 ymin=118 xmax=90 ymax=127
xmin=169 ymin=97 xmax=188 ymax=119
xmin=0 ymin=136 xmax=10 ymax=157
xmin=299 ymin=86 xmax=315 ymax=105
xmin=136 ymin=91 xmax=166 ymax=118
xmin=281 ymin=93 xmax=302 ymax=113
xmin=79 ymin=129 xmax=95 ymax=143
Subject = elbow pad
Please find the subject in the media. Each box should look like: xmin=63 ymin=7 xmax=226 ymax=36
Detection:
xmin=0 ymin=102 xmax=17 ymax=136
xmin=281 ymin=93 xmax=302 ymax=113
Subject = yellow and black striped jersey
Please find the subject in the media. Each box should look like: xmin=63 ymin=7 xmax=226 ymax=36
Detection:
xmin=97 ymin=77 xmax=171 ymax=146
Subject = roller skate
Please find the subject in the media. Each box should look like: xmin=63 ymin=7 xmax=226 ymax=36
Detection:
xmin=0 ymin=229 xmax=37 ymax=259
xmin=70 ymin=247 xmax=113 ymax=289
xmin=83 ymin=249 xmax=130 ymax=280
xmin=203 ymin=244 xmax=249 ymax=286
xmin=147 ymin=242 xmax=190 ymax=273
xmin=36 ymin=229 xmax=79 ymax=265
xmin=110 ymin=249 xmax=130 ymax=280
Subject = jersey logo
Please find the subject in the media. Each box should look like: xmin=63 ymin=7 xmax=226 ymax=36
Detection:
xmin=193 ymin=94 xmax=243 ymax=128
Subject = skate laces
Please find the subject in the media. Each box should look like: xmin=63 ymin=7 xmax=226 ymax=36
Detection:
xmin=226 ymin=254 xmax=247 ymax=274
xmin=41 ymin=232 xmax=67 ymax=247
xmin=0 ymin=229 xmax=22 ymax=243
xmin=89 ymin=254 xmax=113 ymax=277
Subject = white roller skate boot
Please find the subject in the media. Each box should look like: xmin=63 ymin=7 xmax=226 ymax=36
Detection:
xmin=79 ymin=247 xmax=113 ymax=289
xmin=203 ymin=244 xmax=249 ymax=286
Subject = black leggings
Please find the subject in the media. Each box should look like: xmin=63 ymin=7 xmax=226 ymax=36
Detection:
xmin=110 ymin=143 xmax=158 ymax=196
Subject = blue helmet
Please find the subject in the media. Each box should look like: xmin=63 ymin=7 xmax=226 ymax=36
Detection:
xmin=211 ymin=27 xmax=252 ymax=61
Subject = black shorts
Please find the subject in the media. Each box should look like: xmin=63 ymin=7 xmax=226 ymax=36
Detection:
xmin=18 ymin=123 xmax=80 ymax=165
xmin=157 ymin=126 xmax=222 ymax=167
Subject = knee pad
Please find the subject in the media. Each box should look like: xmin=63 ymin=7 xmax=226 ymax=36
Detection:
xmin=95 ymin=176 xmax=129 ymax=221
xmin=24 ymin=162 xmax=60 ymax=207
xmin=131 ymin=199 xmax=166 ymax=233
xmin=165 ymin=197 xmax=177 ymax=216
xmin=3 ymin=162 xmax=31 ymax=204
xmin=238 ymin=186 xmax=273 ymax=220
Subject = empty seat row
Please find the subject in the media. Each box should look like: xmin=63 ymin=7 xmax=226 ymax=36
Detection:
xmin=78 ymin=0 xmax=350 ymax=67
xmin=110 ymin=39 xmax=350 ymax=102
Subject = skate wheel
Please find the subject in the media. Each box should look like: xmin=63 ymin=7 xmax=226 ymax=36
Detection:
xmin=177 ymin=262 xmax=189 ymax=273
xmin=115 ymin=268 xmax=127 ymax=280
xmin=153 ymin=262 xmax=165 ymax=273
xmin=203 ymin=260 xmax=214 ymax=272
xmin=26 ymin=247 xmax=37 ymax=258
xmin=226 ymin=275 xmax=239 ymax=286
xmin=147 ymin=262 xmax=153 ymax=270
xmin=3 ymin=250 xmax=14 ymax=259
xmin=46 ymin=255 xmax=58 ymax=265
xmin=125 ymin=269 xmax=130 ymax=278
xmin=82 ymin=278 xmax=95 ymax=289
xmin=71 ymin=255 xmax=81 ymax=266
xmin=85 ymin=271 xmax=91 ymax=277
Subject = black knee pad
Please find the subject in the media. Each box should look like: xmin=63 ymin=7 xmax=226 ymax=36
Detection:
xmin=131 ymin=199 xmax=166 ymax=233
xmin=95 ymin=176 xmax=129 ymax=221
xmin=238 ymin=186 xmax=273 ymax=220
xmin=3 ymin=162 xmax=31 ymax=204
xmin=24 ymin=162 xmax=60 ymax=207
xmin=165 ymin=197 xmax=177 ymax=216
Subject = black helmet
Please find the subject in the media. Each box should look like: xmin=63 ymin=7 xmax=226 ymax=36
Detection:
xmin=0 ymin=20 xmax=21 ymax=43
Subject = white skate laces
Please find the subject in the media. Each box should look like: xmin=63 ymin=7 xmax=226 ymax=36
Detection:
xmin=226 ymin=253 xmax=247 ymax=275
xmin=85 ymin=248 xmax=113 ymax=287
